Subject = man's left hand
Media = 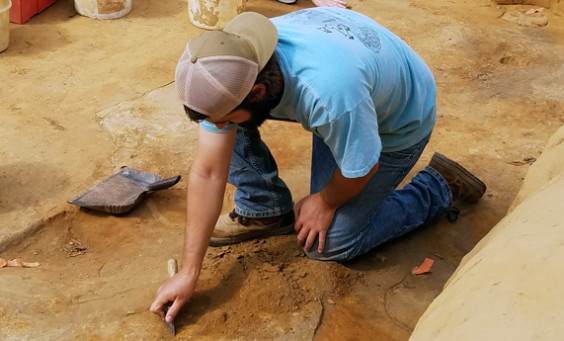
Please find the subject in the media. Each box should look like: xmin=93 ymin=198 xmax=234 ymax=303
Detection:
xmin=294 ymin=193 xmax=337 ymax=253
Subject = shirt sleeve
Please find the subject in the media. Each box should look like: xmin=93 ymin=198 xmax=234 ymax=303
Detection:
xmin=199 ymin=120 xmax=236 ymax=133
xmin=314 ymin=98 xmax=382 ymax=178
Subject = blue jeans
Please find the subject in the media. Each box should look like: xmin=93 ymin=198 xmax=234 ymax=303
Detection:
xmin=228 ymin=125 xmax=452 ymax=262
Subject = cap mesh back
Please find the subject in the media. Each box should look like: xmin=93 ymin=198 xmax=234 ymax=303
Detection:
xmin=175 ymin=48 xmax=258 ymax=119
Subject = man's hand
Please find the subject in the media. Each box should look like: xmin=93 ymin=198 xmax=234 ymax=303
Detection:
xmin=294 ymin=163 xmax=379 ymax=254
xmin=294 ymin=192 xmax=337 ymax=253
xmin=149 ymin=271 xmax=197 ymax=323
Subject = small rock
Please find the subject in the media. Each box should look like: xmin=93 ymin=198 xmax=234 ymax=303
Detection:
xmin=262 ymin=263 xmax=281 ymax=273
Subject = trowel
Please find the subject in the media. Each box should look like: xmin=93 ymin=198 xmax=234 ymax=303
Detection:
xmin=68 ymin=167 xmax=181 ymax=214
xmin=162 ymin=258 xmax=178 ymax=335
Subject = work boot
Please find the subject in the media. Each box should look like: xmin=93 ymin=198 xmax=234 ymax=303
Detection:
xmin=209 ymin=209 xmax=295 ymax=246
xmin=429 ymin=152 xmax=487 ymax=203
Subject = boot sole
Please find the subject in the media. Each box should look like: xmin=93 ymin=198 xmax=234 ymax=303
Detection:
xmin=209 ymin=224 xmax=295 ymax=247
xmin=430 ymin=152 xmax=487 ymax=202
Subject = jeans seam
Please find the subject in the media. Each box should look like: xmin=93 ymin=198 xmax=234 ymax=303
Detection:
xmin=233 ymin=128 xmax=293 ymax=218
xmin=242 ymin=128 xmax=262 ymax=176
xmin=425 ymin=166 xmax=453 ymax=203
xmin=242 ymin=128 xmax=289 ymax=213
xmin=235 ymin=206 xmax=293 ymax=218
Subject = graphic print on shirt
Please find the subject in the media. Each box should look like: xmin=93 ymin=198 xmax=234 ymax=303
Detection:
xmin=282 ymin=9 xmax=381 ymax=53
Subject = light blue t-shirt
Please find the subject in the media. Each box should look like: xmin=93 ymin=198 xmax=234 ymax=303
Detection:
xmin=202 ymin=8 xmax=436 ymax=178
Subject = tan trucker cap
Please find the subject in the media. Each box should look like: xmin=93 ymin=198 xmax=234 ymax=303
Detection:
xmin=175 ymin=12 xmax=278 ymax=120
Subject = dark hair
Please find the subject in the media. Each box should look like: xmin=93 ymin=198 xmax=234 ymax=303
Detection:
xmin=183 ymin=54 xmax=284 ymax=127
xmin=184 ymin=106 xmax=207 ymax=122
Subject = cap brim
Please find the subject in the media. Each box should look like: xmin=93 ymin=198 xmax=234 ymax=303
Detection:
xmin=223 ymin=12 xmax=278 ymax=71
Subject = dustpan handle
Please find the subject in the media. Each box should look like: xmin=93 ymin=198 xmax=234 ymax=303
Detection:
xmin=146 ymin=175 xmax=181 ymax=192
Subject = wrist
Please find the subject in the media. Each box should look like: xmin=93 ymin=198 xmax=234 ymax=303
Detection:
xmin=318 ymin=189 xmax=340 ymax=210
xmin=178 ymin=261 xmax=202 ymax=278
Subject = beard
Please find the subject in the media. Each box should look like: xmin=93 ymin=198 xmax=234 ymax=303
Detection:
xmin=238 ymin=94 xmax=281 ymax=129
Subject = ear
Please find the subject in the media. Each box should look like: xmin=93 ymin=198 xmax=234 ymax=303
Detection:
xmin=250 ymin=84 xmax=268 ymax=102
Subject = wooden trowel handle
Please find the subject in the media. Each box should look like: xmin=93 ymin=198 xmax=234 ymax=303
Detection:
xmin=167 ymin=259 xmax=178 ymax=278
xmin=147 ymin=176 xmax=181 ymax=192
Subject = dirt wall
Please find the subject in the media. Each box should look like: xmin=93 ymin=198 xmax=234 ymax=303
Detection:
xmin=410 ymin=124 xmax=564 ymax=340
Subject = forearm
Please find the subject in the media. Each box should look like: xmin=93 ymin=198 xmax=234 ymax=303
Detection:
xmin=177 ymin=125 xmax=236 ymax=279
xmin=179 ymin=169 xmax=228 ymax=277
xmin=319 ymin=163 xmax=379 ymax=209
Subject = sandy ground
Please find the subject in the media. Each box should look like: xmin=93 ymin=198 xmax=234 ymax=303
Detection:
xmin=1 ymin=0 xmax=563 ymax=340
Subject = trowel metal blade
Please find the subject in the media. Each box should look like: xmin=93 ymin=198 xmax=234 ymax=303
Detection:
xmin=162 ymin=303 xmax=176 ymax=335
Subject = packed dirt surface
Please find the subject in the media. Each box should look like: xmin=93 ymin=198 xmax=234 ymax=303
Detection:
xmin=1 ymin=0 xmax=563 ymax=340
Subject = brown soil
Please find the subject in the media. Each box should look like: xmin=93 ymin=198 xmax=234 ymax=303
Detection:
xmin=1 ymin=0 xmax=563 ymax=340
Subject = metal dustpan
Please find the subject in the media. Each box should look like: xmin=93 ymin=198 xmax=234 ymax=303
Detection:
xmin=68 ymin=167 xmax=181 ymax=214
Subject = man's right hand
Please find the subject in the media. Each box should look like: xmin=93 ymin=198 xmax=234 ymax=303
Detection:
xmin=149 ymin=271 xmax=198 ymax=323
